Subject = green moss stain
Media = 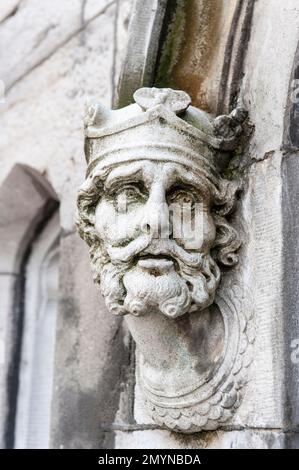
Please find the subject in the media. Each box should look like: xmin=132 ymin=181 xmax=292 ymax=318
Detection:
xmin=155 ymin=0 xmax=186 ymax=88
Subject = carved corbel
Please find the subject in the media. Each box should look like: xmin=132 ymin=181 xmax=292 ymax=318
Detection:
xmin=76 ymin=87 xmax=252 ymax=433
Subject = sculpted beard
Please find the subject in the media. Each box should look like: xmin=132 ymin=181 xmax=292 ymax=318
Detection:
xmin=90 ymin=234 xmax=221 ymax=318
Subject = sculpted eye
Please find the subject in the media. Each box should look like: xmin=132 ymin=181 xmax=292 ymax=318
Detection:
xmin=123 ymin=187 xmax=141 ymax=199
xmin=112 ymin=183 xmax=147 ymax=209
xmin=168 ymin=189 xmax=197 ymax=209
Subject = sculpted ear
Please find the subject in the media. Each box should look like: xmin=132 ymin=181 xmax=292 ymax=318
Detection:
xmin=214 ymin=179 xmax=242 ymax=216
xmin=213 ymin=214 xmax=241 ymax=267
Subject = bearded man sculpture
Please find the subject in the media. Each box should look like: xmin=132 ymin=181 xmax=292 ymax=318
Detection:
xmin=77 ymin=87 xmax=253 ymax=433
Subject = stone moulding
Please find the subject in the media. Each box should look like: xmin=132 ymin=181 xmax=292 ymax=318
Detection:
xmin=76 ymin=87 xmax=253 ymax=432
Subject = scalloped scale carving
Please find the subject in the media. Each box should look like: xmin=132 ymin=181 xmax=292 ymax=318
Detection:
xmin=139 ymin=285 xmax=255 ymax=433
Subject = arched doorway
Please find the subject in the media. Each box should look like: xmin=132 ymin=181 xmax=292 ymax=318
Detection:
xmin=0 ymin=164 xmax=59 ymax=448
xmin=14 ymin=212 xmax=60 ymax=449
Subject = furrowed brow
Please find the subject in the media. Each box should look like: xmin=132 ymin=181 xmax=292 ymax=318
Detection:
xmin=104 ymin=165 xmax=144 ymax=190
xmin=104 ymin=160 xmax=155 ymax=190
xmin=165 ymin=165 xmax=209 ymax=193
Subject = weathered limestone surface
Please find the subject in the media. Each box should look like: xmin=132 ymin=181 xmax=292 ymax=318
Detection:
xmin=0 ymin=0 xmax=131 ymax=233
xmin=155 ymin=0 xmax=240 ymax=112
xmin=51 ymin=234 xmax=134 ymax=449
xmin=237 ymin=1 xmax=299 ymax=438
xmin=281 ymin=34 xmax=299 ymax=447
xmin=0 ymin=275 xmax=16 ymax=447
xmin=113 ymin=429 xmax=287 ymax=450
xmin=0 ymin=0 xmax=22 ymax=24
xmin=77 ymin=85 xmax=250 ymax=434
xmin=241 ymin=0 xmax=299 ymax=161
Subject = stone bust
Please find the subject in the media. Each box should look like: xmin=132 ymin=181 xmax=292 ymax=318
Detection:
xmin=77 ymin=87 xmax=252 ymax=432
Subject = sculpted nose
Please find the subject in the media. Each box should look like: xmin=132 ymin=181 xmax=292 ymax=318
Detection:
xmin=140 ymin=183 xmax=170 ymax=238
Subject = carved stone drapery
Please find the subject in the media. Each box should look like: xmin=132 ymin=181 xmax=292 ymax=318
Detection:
xmin=76 ymin=87 xmax=251 ymax=433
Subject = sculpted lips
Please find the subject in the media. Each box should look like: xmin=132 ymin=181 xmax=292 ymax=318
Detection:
xmin=137 ymin=255 xmax=175 ymax=274
xmin=107 ymin=236 xmax=204 ymax=268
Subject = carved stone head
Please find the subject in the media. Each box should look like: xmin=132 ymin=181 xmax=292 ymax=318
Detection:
xmin=77 ymin=88 xmax=249 ymax=432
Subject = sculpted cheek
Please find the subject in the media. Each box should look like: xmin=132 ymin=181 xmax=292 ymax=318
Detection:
xmin=193 ymin=214 xmax=216 ymax=253
xmin=94 ymin=201 xmax=144 ymax=243
xmin=177 ymin=210 xmax=216 ymax=252
xmin=115 ymin=207 xmax=147 ymax=240
xmin=94 ymin=201 xmax=117 ymax=238
xmin=203 ymin=214 xmax=216 ymax=247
